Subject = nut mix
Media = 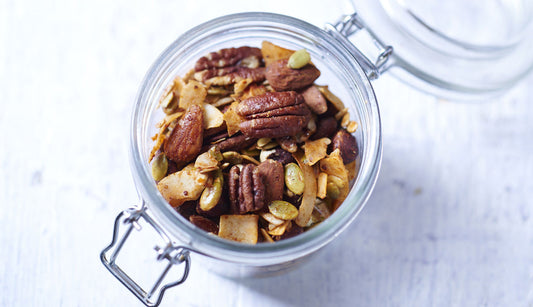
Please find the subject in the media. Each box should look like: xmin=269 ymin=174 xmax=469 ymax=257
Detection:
xmin=150 ymin=41 xmax=359 ymax=244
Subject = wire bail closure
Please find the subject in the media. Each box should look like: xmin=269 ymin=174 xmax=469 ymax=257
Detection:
xmin=326 ymin=13 xmax=394 ymax=80
xmin=100 ymin=206 xmax=191 ymax=307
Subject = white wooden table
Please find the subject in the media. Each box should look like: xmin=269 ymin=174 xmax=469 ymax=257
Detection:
xmin=1 ymin=1 xmax=532 ymax=306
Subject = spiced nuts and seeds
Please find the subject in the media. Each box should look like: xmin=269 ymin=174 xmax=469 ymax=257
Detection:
xmin=150 ymin=41 xmax=360 ymax=244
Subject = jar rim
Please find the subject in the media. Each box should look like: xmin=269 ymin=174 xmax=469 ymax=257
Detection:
xmin=130 ymin=12 xmax=382 ymax=265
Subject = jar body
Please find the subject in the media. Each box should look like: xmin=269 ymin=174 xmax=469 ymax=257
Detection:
xmin=129 ymin=12 xmax=382 ymax=275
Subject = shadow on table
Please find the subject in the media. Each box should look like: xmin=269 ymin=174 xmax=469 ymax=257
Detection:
xmin=232 ymin=147 xmax=450 ymax=306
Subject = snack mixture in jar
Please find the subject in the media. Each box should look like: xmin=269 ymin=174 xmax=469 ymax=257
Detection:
xmin=150 ymin=41 xmax=359 ymax=244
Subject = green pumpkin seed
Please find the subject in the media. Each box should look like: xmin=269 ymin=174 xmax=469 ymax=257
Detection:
xmin=287 ymin=49 xmax=311 ymax=69
xmin=326 ymin=181 xmax=341 ymax=199
xmin=161 ymin=92 xmax=178 ymax=115
xmin=268 ymin=200 xmax=299 ymax=220
xmin=222 ymin=151 xmax=243 ymax=165
xmin=199 ymin=170 xmax=224 ymax=211
xmin=151 ymin=154 xmax=168 ymax=181
xmin=285 ymin=163 xmax=305 ymax=195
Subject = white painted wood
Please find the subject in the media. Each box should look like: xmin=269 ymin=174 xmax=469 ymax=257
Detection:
xmin=1 ymin=1 xmax=532 ymax=306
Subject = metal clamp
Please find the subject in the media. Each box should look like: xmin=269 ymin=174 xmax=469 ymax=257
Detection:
xmin=325 ymin=13 xmax=394 ymax=80
xmin=100 ymin=206 xmax=191 ymax=307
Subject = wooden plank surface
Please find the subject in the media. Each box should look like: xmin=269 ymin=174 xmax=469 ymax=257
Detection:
xmin=1 ymin=1 xmax=532 ymax=306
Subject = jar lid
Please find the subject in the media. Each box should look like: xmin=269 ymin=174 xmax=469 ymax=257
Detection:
xmin=348 ymin=0 xmax=533 ymax=99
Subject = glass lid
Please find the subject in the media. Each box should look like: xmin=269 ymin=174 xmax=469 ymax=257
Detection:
xmin=348 ymin=0 xmax=533 ymax=99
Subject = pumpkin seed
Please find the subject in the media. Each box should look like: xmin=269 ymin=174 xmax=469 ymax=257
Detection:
xmin=287 ymin=49 xmax=311 ymax=69
xmin=161 ymin=92 xmax=178 ymax=115
xmin=199 ymin=170 xmax=224 ymax=211
xmin=284 ymin=163 xmax=305 ymax=195
xmin=222 ymin=151 xmax=243 ymax=165
xmin=326 ymin=181 xmax=341 ymax=199
xmin=151 ymin=154 xmax=168 ymax=181
xmin=257 ymin=138 xmax=272 ymax=148
xmin=269 ymin=200 xmax=299 ymax=220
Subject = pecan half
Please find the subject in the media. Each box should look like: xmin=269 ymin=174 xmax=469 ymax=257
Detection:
xmin=229 ymin=164 xmax=267 ymax=214
xmin=164 ymin=104 xmax=204 ymax=163
xmin=237 ymin=92 xmax=311 ymax=138
xmin=331 ymin=129 xmax=358 ymax=164
xmin=195 ymin=67 xmax=265 ymax=85
xmin=265 ymin=59 xmax=320 ymax=91
xmin=195 ymin=47 xmax=262 ymax=71
xmin=215 ymin=133 xmax=257 ymax=152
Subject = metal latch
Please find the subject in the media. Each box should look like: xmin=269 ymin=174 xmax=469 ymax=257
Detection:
xmin=325 ymin=13 xmax=394 ymax=80
xmin=100 ymin=206 xmax=191 ymax=307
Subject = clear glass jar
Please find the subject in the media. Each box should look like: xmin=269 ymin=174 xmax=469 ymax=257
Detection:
xmin=100 ymin=4 xmax=533 ymax=305
xmin=101 ymin=12 xmax=382 ymax=306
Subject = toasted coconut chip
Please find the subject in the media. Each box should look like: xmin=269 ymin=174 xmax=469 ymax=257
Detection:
xmin=293 ymin=151 xmax=318 ymax=227
xmin=223 ymin=101 xmax=244 ymax=136
xmin=179 ymin=80 xmax=207 ymax=109
xmin=211 ymin=96 xmax=234 ymax=108
xmin=157 ymin=164 xmax=208 ymax=207
xmin=218 ymin=214 xmax=259 ymax=244
xmin=234 ymin=78 xmax=254 ymax=95
xmin=207 ymin=86 xmax=231 ymax=96
xmin=203 ymin=103 xmax=224 ymax=129
xmin=241 ymin=84 xmax=268 ymax=100
xmin=317 ymin=172 xmax=328 ymax=199
xmin=261 ymin=41 xmax=295 ymax=66
xmin=303 ymin=138 xmax=331 ymax=166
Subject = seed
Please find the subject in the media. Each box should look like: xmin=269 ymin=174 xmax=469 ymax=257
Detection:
xmin=287 ymin=49 xmax=311 ymax=69
xmin=326 ymin=182 xmax=340 ymax=199
xmin=341 ymin=113 xmax=350 ymax=128
xmin=208 ymin=146 xmax=223 ymax=162
xmin=257 ymin=138 xmax=272 ymax=148
xmin=151 ymin=154 xmax=168 ymax=181
xmin=268 ymin=200 xmax=299 ymax=220
xmin=222 ymin=151 xmax=243 ymax=165
xmin=284 ymin=163 xmax=305 ymax=195
xmin=161 ymin=92 xmax=178 ymax=115
xmin=347 ymin=121 xmax=358 ymax=133
xmin=199 ymin=170 xmax=224 ymax=211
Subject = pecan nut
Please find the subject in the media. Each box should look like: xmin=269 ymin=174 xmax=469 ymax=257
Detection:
xmin=195 ymin=67 xmax=265 ymax=85
xmin=229 ymin=164 xmax=267 ymax=214
xmin=164 ymin=104 xmax=204 ymax=163
xmin=331 ymin=129 xmax=358 ymax=164
xmin=237 ymin=92 xmax=311 ymax=138
xmin=194 ymin=47 xmax=262 ymax=71
xmin=265 ymin=59 xmax=320 ymax=91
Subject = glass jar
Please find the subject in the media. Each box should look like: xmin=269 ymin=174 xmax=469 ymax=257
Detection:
xmin=100 ymin=4 xmax=533 ymax=306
